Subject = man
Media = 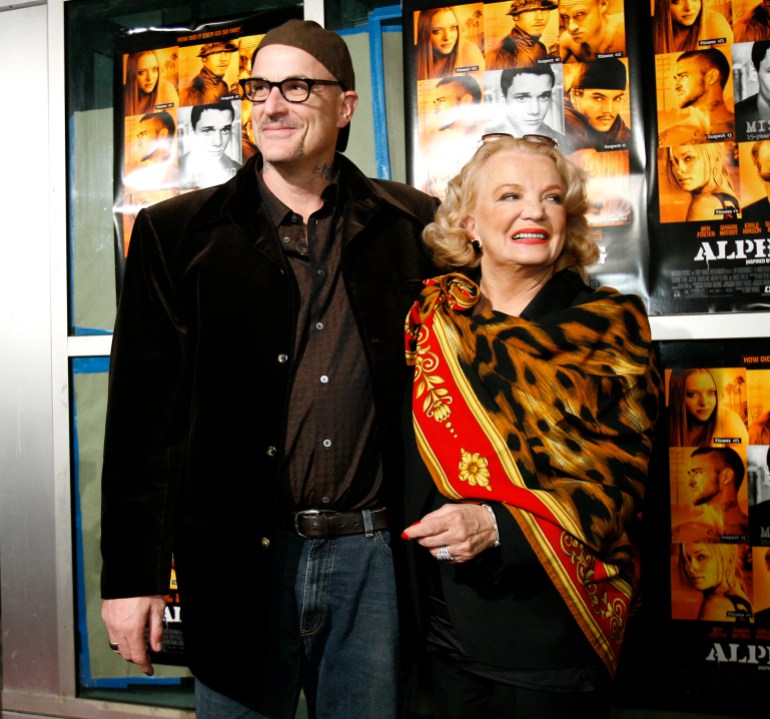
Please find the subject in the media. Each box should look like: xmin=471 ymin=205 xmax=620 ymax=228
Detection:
xmin=754 ymin=548 xmax=770 ymax=623
xmin=237 ymin=35 xmax=261 ymax=80
xmin=178 ymin=101 xmax=242 ymax=189
xmin=750 ymin=447 xmax=770 ymax=545
xmin=432 ymin=74 xmax=482 ymax=131
xmin=180 ymin=40 xmax=238 ymax=106
xmin=123 ymin=111 xmax=178 ymax=190
xmin=564 ymin=58 xmax=629 ymax=151
xmin=742 ymin=139 xmax=770 ymax=221
xmin=100 ymin=19 xmax=436 ymax=719
xmin=559 ymin=0 xmax=625 ymax=63
xmin=735 ymin=0 xmax=770 ymax=43
xmin=485 ymin=0 xmax=558 ymax=69
xmin=500 ymin=64 xmax=565 ymax=145
xmin=658 ymin=48 xmax=734 ymax=146
xmin=749 ymin=409 xmax=770 ymax=444
xmin=672 ymin=447 xmax=749 ymax=543
xmin=238 ymin=35 xmax=262 ymax=162
xmin=421 ymin=74 xmax=482 ymax=198
xmin=735 ymin=40 xmax=770 ymax=142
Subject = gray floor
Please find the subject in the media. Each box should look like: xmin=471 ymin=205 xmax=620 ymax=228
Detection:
xmin=74 ymin=683 xmax=769 ymax=719
xmin=13 ymin=682 xmax=769 ymax=718
xmin=612 ymin=715 xmax=747 ymax=719
xmin=2 ymin=630 xmax=762 ymax=719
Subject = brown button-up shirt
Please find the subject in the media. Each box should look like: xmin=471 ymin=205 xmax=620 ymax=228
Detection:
xmin=258 ymin=172 xmax=384 ymax=512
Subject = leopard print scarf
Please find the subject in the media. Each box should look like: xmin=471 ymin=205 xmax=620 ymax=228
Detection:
xmin=406 ymin=272 xmax=662 ymax=675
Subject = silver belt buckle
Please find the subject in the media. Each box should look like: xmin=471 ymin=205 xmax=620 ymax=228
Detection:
xmin=293 ymin=509 xmax=322 ymax=538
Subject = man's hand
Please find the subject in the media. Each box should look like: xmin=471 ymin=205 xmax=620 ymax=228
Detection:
xmin=101 ymin=595 xmax=166 ymax=676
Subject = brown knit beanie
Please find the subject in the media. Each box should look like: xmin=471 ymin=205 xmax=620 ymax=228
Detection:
xmin=255 ymin=19 xmax=355 ymax=151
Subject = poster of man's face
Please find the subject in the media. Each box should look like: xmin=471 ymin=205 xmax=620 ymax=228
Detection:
xmin=501 ymin=65 xmax=561 ymax=136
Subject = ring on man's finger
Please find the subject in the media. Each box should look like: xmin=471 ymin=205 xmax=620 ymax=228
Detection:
xmin=109 ymin=641 xmax=119 ymax=651
xmin=436 ymin=545 xmax=453 ymax=562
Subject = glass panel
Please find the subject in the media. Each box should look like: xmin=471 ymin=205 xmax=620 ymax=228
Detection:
xmin=71 ymin=357 xmax=194 ymax=703
xmin=66 ymin=0 xmax=302 ymax=334
xmin=65 ymin=0 xmax=300 ymax=703
xmin=324 ymin=0 xmax=398 ymax=30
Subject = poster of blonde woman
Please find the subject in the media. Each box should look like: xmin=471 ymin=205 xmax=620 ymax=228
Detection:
xmin=658 ymin=142 xmax=741 ymax=222
xmin=667 ymin=366 xmax=749 ymax=447
xmin=414 ymin=4 xmax=485 ymax=79
xmin=671 ymin=542 xmax=753 ymax=622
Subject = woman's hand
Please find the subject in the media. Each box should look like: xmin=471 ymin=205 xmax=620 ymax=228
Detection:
xmin=401 ymin=503 xmax=499 ymax=563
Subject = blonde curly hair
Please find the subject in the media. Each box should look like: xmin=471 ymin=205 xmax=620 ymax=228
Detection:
xmin=422 ymin=136 xmax=599 ymax=276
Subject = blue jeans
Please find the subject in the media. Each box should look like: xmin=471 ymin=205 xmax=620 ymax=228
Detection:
xmin=195 ymin=529 xmax=401 ymax=719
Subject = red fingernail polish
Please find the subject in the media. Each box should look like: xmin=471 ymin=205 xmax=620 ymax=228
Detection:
xmin=400 ymin=531 xmax=409 ymax=539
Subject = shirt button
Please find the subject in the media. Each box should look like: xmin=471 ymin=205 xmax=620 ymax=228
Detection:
xmin=282 ymin=236 xmax=291 ymax=244
xmin=320 ymin=375 xmax=329 ymax=383
xmin=315 ymin=322 xmax=324 ymax=331
xmin=316 ymin=269 xmax=326 ymax=277
xmin=322 ymin=439 xmax=332 ymax=448
xmin=266 ymin=446 xmax=277 ymax=457
xmin=290 ymin=213 xmax=302 ymax=224
xmin=321 ymin=496 xmax=331 ymax=504
xmin=277 ymin=354 xmax=289 ymax=364
xmin=261 ymin=537 xmax=271 ymax=549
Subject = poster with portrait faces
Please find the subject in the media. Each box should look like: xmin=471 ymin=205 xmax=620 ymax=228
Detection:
xmin=404 ymin=0 xmax=649 ymax=299
xmin=625 ymin=340 xmax=770 ymax=715
xmin=112 ymin=8 xmax=301 ymax=279
xmin=405 ymin=1 xmax=770 ymax=314
xmin=649 ymin=0 xmax=770 ymax=313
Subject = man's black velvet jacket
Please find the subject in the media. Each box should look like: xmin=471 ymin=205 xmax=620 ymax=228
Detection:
xmin=100 ymin=152 xmax=436 ymax=705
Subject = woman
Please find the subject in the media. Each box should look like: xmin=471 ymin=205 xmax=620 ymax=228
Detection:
xmin=124 ymin=50 xmax=179 ymax=116
xmin=678 ymin=543 xmax=752 ymax=622
xmin=415 ymin=6 xmax=484 ymax=80
xmin=666 ymin=144 xmax=740 ymax=222
xmin=402 ymin=136 xmax=662 ymax=718
xmin=653 ymin=0 xmax=733 ymax=54
xmin=668 ymin=368 xmax=748 ymax=447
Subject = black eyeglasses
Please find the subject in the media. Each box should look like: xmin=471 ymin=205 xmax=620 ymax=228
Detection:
xmin=480 ymin=132 xmax=558 ymax=147
xmin=239 ymin=77 xmax=345 ymax=103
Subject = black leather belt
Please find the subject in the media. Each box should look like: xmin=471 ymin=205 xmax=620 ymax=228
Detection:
xmin=292 ymin=507 xmax=388 ymax=538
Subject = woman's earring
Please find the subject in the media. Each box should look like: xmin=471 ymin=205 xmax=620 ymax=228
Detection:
xmin=470 ymin=239 xmax=483 ymax=255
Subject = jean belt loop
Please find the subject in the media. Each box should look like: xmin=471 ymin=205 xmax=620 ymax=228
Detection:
xmin=362 ymin=509 xmax=374 ymax=537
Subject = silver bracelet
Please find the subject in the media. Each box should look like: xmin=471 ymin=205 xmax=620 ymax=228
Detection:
xmin=481 ymin=503 xmax=501 ymax=547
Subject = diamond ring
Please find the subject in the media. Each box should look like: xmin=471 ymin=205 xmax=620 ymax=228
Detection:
xmin=436 ymin=545 xmax=453 ymax=562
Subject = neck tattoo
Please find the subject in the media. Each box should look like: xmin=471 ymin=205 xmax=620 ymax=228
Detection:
xmin=313 ymin=162 xmax=335 ymax=181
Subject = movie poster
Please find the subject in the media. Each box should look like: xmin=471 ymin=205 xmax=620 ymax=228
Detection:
xmin=149 ymin=557 xmax=185 ymax=666
xmin=652 ymin=339 xmax=770 ymax=713
xmin=403 ymin=0 xmax=650 ymax=299
xmin=649 ymin=0 xmax=770 ymax=314
xmin=112 ymin=7 xmax=301 ymax=280
xmin=404 ymin=1 xmax=770 ymax=313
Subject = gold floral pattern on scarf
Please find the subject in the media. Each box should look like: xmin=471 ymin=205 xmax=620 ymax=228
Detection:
xmin=561 ymin=532 xmax=628 ymax=642
xmin=459 ymin=448 xmax=492 ymax=491
xmin=412 ymin=326 xmax=456 ymax=430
